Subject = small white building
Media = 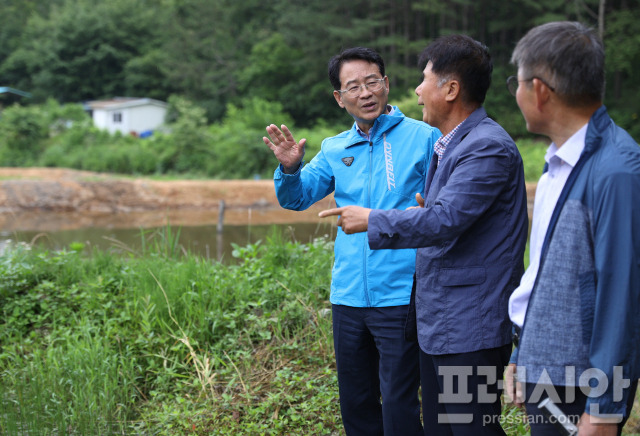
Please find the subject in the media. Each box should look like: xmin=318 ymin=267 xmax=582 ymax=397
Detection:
xmin=85 ymin=98 xmax=168 ymax=136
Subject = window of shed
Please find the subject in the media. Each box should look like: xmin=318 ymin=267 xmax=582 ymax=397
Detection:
xmin=113 ymin=112 xmax=122 ymax=123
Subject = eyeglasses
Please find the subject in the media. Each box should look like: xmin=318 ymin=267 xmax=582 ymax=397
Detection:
xmin=506 ymin=75 xmax=556 ymax=96
xmin=338 ymin=77 xmax=387 ymax=97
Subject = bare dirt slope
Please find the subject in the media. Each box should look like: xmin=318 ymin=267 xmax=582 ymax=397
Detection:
xmin=0 ymin=167 xmax=534 ymax=232
xmin=0 ymin=168 xmax=335 ymax=231
xmin=0 ymin=167 xmax=290 ymax=212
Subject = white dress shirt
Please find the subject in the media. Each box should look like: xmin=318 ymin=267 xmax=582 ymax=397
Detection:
xmin=508 ymin=124 xmax=588 ymax=328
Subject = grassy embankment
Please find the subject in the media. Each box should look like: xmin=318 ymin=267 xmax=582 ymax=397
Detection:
xmin=2 ymin=227 xmax=542 ymax=435
xmin=1 ymin=228 xmax=341 ymax=435
xmin=2 ymin=140 xmax=638 ymax=435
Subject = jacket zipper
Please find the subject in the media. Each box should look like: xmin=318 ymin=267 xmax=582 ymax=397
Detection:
xmin=364 ymin=139 xmax=373 ymax=307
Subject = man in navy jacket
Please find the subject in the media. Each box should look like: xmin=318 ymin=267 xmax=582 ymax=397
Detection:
xmin=505 ymin=21 xmax=640 ymax=436
xmin=320 ymin=35 xmax=528 ymax=435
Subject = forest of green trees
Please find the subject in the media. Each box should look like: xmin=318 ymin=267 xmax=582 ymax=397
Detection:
xmin=0 ymin=0 xmax=638 ymax=174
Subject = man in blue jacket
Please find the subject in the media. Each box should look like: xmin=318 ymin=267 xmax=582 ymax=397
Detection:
xmin=505 ymin=21 xmax=640 ymax=435
xmin=320 ymin=35 xmax=528 ymax=435
xmin=262 ymin=47 xmax=440 ymax=435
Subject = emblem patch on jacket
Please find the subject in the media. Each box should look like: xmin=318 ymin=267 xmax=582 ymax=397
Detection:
xmin=342 ymin=157 xmax=355 ymax=167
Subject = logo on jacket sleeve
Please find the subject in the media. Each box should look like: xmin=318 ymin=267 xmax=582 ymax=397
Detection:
xmin=342 ymin=157 xmax=355 ymax=167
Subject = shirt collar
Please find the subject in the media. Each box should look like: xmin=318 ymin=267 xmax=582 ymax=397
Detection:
xmin=545 ymin=123 xmax=588 ymax=168
xmin=436 ymin=119 xmax=465 ymax=148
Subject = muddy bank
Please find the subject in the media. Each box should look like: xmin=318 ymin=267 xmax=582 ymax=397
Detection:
xmin=0 ymin=168 xmax=298 ymax=212
xmin=0 ymin=168 xmax=534 ymax=232
xmin=0 ymin=168 xmax=334 ymax=231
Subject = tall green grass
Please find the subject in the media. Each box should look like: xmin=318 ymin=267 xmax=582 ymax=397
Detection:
xmin=2 ymin=229 xmax=637 ymax=435
xmin=0 ymin=230 xmax=340 ymax=434
xmin=1 ymin=321 xmax=138 ymax=434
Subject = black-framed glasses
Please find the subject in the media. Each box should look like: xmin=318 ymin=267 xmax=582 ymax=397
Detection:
xmin=338 ymin=77 xmax=387 ymax=97
xmin=506 ymin=75 xmax=556 ymax=96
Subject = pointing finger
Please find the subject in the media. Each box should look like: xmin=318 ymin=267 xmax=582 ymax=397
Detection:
xmin=318 ymin=207 xmax=345 ymax=218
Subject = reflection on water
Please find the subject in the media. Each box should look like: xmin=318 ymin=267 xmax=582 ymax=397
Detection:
xmin=0 ymin=204 xmax=341 ymax=262
xmin=2 ymin=220 xmax=338 ymax=263
xmin=0 ymin=202 xmax=342 ymax=262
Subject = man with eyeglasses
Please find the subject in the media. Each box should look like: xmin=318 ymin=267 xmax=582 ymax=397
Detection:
xmin=319 ymin=35 xmax=528 ymax=435
xmin=262 ymin=47 xmax=440 ymax=435
xmin=504 ymin=21 xmax=640 ymax=436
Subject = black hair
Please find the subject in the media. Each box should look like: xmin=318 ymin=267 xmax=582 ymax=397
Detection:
xmin=419 ymin=34 xmax=492 ymax=105
xmin=328 ymin=47 xmax=385 ymax=90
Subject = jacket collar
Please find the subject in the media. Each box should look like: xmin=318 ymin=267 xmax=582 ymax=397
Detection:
xmin=447 ymin=106 xmax=487 ymax=148
xmin=343 ymin=106 xmax=405 ymax=148
xmin=583 ymin=105 xmax=610 ymax=156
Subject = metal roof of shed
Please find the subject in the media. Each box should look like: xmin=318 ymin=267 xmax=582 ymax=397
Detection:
xmin=85 ymin=98 xmax=167 ymax=110
xmin=0 ymin=87 xmax=32 ymax=98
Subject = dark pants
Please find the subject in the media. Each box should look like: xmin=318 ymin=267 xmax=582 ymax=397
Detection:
xmin=524 ymin=379 xmax=638 ymax=435
xmin=420 ymin=343 xmax=512 ymax=436
xmin=332 ymin=304 xmax=422 ymax=436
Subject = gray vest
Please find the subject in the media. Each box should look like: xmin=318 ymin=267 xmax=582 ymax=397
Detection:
xmin=517 ymin=199 xmax=595 ymax=388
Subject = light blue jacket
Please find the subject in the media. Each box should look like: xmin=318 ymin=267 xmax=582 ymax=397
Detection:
xmin=274 ymin=107 xmax=440 ymax=307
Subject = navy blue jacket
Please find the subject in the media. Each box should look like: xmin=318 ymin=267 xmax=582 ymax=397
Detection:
xmin=514 ymin=106 xmax=640 ymax=416
xmin=368 ymin=107 xmax=528 ymax=354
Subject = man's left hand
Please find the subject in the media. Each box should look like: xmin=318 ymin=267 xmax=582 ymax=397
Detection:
xmin=577 ymin=412 xmax=618 ymax=436
xmin=319 ymin=206 xmax=371 ymax=234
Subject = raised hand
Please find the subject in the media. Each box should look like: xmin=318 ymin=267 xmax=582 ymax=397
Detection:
xmin=263 ymin=124 xmax=306 ymax=174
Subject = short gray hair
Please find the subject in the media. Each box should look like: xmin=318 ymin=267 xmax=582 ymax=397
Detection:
xmin=511 ymin=21 xmax=604 ymax=106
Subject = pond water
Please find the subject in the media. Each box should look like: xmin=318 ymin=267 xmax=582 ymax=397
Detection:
xmin=0 ymin=208 xmax=338 ymax=263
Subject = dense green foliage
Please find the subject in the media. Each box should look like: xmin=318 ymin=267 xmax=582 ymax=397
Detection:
xmin=0 ymin=0 xmax=638 ymax=139
xmin=0 ymin=97 xmax=549 ymax=180
xmin=0 ymin=231 xmax=549 ymax=435
xmin=0 ymin=230 xmax=342 ymax=434
xmin=0 ymin=97 xmax=323 ymax=179
xmin=0 ymin=0 xmax=637 ymax=178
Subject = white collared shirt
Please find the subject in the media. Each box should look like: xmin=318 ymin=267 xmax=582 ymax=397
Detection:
xmin=509 ymin=123 xmax=588 ymax=328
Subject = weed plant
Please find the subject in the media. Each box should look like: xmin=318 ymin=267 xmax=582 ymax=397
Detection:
xmin=2 ymin=229 xmax=637 ymax=435
xmin=0 ymin=229 xmax=339 ymax=434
